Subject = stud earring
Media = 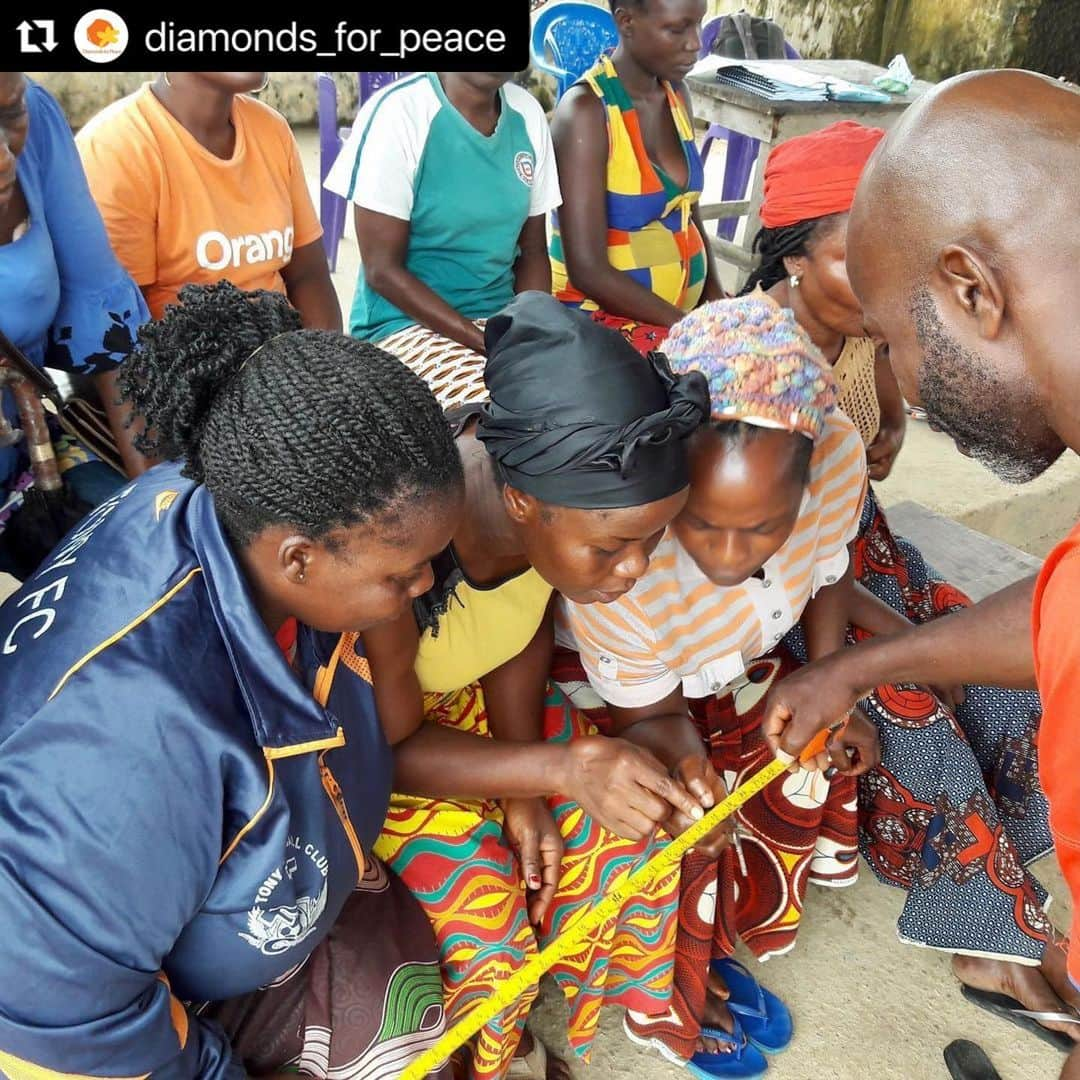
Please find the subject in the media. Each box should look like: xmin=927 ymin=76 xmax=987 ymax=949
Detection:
xmin=789 ymin=274 xmax=801 ymax=288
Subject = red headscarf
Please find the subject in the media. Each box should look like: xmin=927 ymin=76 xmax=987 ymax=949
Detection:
xmin=759 ymin=120 xmax=886 ymax=230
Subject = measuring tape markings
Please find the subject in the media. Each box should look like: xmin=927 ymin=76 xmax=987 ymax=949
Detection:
xmin=399 ymin=736 xmax=827 ymax=1080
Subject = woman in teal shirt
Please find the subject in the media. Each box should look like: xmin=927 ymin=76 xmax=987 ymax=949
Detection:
xmin=325 ymin=71 xmax=561 ymax=409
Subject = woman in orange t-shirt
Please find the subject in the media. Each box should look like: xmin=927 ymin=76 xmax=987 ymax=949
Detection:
xmin=77 ymin=72 xmax=340 ymax=330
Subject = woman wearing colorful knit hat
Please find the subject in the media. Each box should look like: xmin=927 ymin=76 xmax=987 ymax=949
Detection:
xmin=557 ymin=295 xmax=1059 ymax=1077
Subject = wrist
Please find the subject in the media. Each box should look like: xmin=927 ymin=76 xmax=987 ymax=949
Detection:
xmin=549 ymin=743 xmax=575 ymax=797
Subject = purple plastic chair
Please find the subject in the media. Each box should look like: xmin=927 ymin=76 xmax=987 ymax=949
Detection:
xmin=317 ymin=72 xmax=413 ymax=271
xmin=697 ymin=20 xmax=801 ymax=242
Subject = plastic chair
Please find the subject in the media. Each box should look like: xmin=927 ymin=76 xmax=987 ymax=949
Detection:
xmin=530 ymin=2 xmax=619 ymax=100
xmin=317 ymin=72 xmax=413 ymax=271
xmin=697 ymin=19 xmax=801 ymax=242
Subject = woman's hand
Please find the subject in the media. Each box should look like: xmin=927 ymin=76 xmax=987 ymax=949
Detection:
xmin=931 ymin=682 xmax=967 ymax=711
xmin=824 ymin=710 xmax=881 ymax=777
xmin=562 ymin=736 xmax=705 ymax=841
xmin=667 ymin=754 xmax=734 ymax=858
xmin=501 ymin=797 xmax=563 ymax=929
xmin=867 ymin=423 xmax=905 ymax=481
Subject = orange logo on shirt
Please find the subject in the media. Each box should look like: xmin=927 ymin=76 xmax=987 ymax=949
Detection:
xmin=86 ymin=18 xmax=120 ymax=46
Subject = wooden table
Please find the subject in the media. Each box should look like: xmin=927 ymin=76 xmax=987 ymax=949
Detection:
xmin=687 ymin=58 xmax=935 ymax=281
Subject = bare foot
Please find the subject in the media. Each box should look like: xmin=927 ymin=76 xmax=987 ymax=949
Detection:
xmin=513 ymin=1029 xmax=573 ymax=1080
xmin=1042 ymin=933 xmax=1080 ymax=1013
xmin=698 ymin=967 xmax=737 ymax=1056
xmin=953 ymin=953 xmax=1080 ymax=1043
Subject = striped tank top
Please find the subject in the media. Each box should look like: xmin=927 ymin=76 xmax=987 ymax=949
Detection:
xmin=550 ymin=53 xmax=707 ymax=314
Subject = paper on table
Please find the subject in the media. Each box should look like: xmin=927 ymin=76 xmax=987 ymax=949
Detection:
xmin=688 ymin=56 xmax=892 ymax=102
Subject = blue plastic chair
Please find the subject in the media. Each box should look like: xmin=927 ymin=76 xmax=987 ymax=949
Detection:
xmin=317 ymin=72 xmax=413 ymax=271
xmin=531 ymin=2 xmax=619 ymax=100
xmin=697 ymin=19 xmax=801 ymax=242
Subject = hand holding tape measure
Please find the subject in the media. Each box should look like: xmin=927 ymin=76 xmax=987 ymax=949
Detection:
xmin=402 ymin=719 xmax=847 ymax=1080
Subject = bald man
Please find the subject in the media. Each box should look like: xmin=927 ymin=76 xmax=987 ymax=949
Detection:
xmin=760 ymin=69 xmax=1080 ymax=1072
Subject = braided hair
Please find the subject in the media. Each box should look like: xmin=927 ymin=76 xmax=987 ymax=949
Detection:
xmin=119 ymin=281 xmax=463 ymax=546
xmin=741 ymin=212 xmax=845 ymax=294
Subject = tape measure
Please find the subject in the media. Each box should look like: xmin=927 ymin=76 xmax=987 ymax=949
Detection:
xmin=401 ymin=725 xmax=836 ymax=1080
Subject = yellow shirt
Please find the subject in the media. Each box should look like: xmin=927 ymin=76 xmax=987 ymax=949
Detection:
xmin=415 ymin=565 xmax=554 ymax=695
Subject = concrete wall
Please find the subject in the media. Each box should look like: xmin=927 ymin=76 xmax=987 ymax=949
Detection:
xmin=704 ymin=0 xmax=1079 ymax=82
xmin=26 ymin=72 xmax=354 ymax=129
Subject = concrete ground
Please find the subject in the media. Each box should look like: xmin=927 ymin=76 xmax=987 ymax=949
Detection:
xmin=0 ymin=124 xmax=1072 ymax=1079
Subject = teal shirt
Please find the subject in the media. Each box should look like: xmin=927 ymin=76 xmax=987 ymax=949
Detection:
xmin=326 ymin=73 xmax=561 ymax=342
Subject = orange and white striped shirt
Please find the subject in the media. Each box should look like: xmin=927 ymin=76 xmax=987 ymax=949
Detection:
xmin=563 ymin=412 xmax=868 ymax=708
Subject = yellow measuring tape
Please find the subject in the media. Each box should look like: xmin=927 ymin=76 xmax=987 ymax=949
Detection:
xmin=401 ymin=726 xmax=835 ymax=1080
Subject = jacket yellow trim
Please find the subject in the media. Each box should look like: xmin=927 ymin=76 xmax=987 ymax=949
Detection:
xmin=263 ymin=727 xmax=346 ymax=760
xmin=219 ymin=752 xmax=276 ymax=866
xmin=319 ymin=751 xmax=365 ymax=881
xmin=47 ymin=569 xmax=204 ymax=701
xmin=155 ymin=972 xmax=189 ymax=1049
xmin=0 ymin=1049 xmax=147 ymax=1080
xmin=311 ymin=635 xmax=345 ymax=707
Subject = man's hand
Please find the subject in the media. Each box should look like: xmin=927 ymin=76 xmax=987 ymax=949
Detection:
xmin=761 ymin=652 xmax=864 ymax=766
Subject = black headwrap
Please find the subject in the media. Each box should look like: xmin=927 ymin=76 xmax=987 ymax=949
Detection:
xmin=476 ymin=292 xmax=709 ymax=508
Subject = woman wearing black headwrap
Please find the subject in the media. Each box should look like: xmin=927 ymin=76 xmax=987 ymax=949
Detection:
xmin=347 ymin=292 xmax=710 ymax=1079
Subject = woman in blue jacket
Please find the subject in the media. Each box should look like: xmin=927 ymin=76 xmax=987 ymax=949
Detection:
xmin=0 ymin=281 xmax=467 ymax=1080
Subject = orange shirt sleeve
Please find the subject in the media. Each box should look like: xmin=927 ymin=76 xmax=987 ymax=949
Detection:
xmin=76 ymin=110 xmax=160 ymax=288
xmin=285 ymin=127 xmax=323 ymax=249
xmin=1033 ymin=528 xmax=1080 ymax=986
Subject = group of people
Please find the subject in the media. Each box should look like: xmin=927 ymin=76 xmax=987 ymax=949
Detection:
xmin=2 ymin=4 xmax=1080 ymax=1080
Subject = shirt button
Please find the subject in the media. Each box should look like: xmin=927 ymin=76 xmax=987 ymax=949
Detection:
xmin=825 ymin=574 xmax=837 ymax=584
xmin=762 ymin=579 xmax=772 ymax=588
xmin=773 ymin=632 xmax=782 ymax=642
xmin=772 ymin=610 xmax=783 ymax=619
xmin=711 ymin=682 xmax=721 ymax=692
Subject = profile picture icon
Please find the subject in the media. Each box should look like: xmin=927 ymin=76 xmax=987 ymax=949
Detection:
xmin=74 ymin=9 xmax=129 ymax=62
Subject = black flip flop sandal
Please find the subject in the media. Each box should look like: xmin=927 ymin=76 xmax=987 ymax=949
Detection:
xmin=961 ymin=984 xmax=1080 ymax=1052
xmin=943 ymin=1040 xmax=1002 ymax=1080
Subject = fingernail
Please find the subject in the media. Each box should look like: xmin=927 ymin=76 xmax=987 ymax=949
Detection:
xmin=824 ymin=767 xmax=838 ymax=779
xmin=775 ymin=749 xmax=796 ymax=766
xmin=691 ymin=805 xmax=704 ymax=820
xmin=528 ymin=875 xmax=541 ymax=889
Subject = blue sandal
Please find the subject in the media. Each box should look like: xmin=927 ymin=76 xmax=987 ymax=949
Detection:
xmin=710 ymin=957 xmax=793 ymax=1054
xmin=623 ymin=1014 xmax=768 ymax=1078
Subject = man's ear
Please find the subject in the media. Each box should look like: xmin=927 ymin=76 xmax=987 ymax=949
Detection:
xmin=935 ymin=243 xmax=1005 ymax=340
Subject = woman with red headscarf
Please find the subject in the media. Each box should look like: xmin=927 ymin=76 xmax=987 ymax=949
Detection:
xmin=740 ymin=121 xmax=1071 ymax=1054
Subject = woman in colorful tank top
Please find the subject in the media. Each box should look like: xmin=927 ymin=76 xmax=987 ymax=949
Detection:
xmin=550 ymin=0 xmax=724 ymax=356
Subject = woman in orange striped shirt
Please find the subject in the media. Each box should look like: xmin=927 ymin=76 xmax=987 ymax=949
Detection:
xmin=556 ymin=294 xmax=1056 ymax=1077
